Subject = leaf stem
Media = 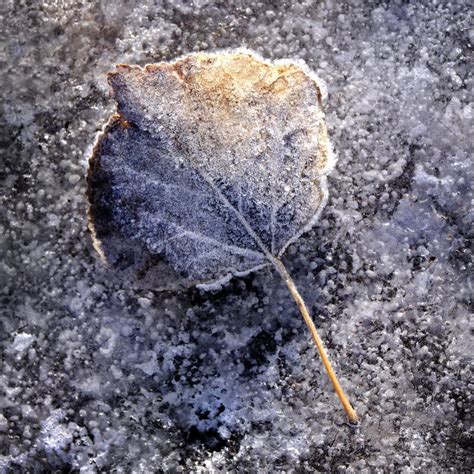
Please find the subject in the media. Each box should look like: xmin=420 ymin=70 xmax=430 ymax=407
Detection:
xmin=271 ymin=257 xmax=359 ymax=424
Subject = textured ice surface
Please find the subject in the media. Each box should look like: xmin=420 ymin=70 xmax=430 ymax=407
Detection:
xmin=88 ymin=51 xmax=333 ymax=286
xmin=1 ymin=0 xmax=472 ymax=472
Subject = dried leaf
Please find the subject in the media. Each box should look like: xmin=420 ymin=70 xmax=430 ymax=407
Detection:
xmin=87 ymin=50 xmax=333 ymax=288
xmin=87 ymin=50 xmax=358 ymax=422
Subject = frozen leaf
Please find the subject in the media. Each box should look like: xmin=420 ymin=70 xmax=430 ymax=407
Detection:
xmin=87 ymin=50 xmax=358 ymax=422
xmin=88 ymin=50 xmax=332 ymax=287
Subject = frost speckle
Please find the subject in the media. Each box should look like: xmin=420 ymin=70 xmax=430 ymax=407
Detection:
xmin=8 ymin=333 xmax=35 ymax=357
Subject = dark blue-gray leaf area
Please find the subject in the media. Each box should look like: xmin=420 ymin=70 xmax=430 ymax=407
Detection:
xmin=88 ymin=117 xmax=267 ymax=283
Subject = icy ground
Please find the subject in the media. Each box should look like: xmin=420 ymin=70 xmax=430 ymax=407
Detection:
xmin=1 ymin=0 xmax=472 ymax=471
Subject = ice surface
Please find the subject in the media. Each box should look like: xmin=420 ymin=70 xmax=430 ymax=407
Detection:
xmin=1 ymin=0 xmax=472 ymax=471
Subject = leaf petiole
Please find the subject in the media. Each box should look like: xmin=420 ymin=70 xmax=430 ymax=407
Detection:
xmin=271 ymin=257 xmax=359 ymax=424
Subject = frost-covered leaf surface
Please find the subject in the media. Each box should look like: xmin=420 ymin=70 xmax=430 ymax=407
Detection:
xmin=88 ymin=51 xmax=332 ymax=287
xmin=1 ymin=1 xmax=473 ymax=472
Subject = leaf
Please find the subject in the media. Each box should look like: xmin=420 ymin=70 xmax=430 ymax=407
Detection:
xmin=88 ymin=50 xmax=331 ymax=287
xmin=87 ymin=49 xmax=358 ymax=423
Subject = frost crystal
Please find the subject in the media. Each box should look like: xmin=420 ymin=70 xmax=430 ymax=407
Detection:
xmin=87 ymin=50 xmax=334 ymax=287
